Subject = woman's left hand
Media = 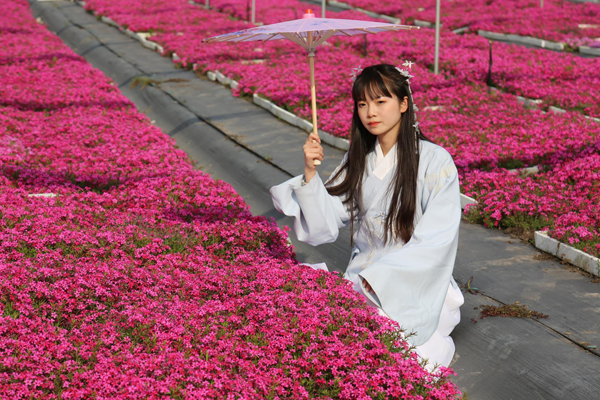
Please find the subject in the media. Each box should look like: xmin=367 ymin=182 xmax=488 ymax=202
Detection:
xmin=363 ymin=279 xmax=375 ymax=295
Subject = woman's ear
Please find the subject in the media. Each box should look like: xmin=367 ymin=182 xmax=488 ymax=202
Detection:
xmin=400 ymin=96 xmax=408 ymax=113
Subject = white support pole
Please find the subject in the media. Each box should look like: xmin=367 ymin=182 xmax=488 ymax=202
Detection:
xmin=322 ymin=0 xmax=326 ymax=18
xmin=251 ymin=0 xmax=256 ymax=24
xmin=541 ymin=0 xmax=543 ymax=7
xmin=434 ymin=0 xmax=441 ymax=74
xmin=205 ymin=0 xmax=209 ymax=9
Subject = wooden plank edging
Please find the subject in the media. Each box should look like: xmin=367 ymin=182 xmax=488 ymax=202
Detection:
xmin=460 ymin=194 xmax=477 ymax=209
xmin=535 ymin=231 xmax=600 ymax=277
xmin=580 ymin=46 xmax=600 ymax=56
xmin=28 ymin=193 xmax=59 ymax=198
xmin=477 ymin=30 xmax=565 ymax=51
xmin=252 ymin=94 xmax=350 ymax=151
xmin=328 ymin=0 xmax=401 ymax=24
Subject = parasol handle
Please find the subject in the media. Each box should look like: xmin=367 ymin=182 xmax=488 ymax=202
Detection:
xmin=308 ymin=43 xmax=321 ymax=166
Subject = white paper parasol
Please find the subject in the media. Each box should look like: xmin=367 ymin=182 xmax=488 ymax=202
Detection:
xmin=204 ymin=10 xmax=418 ymax=165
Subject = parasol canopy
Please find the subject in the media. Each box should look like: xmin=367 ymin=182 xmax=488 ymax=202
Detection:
xmin=203 ymin=15 xmax=416 ymax=52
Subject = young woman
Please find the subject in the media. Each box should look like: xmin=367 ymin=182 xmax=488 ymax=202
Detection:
xmin=270 ymin=64 xmax=464 ymax=369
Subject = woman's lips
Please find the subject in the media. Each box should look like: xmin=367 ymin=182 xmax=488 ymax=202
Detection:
xmin=368 ymin=122 xmax=380 ymax=127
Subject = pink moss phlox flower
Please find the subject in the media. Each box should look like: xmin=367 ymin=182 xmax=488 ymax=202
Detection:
xmin=0 ymin=1 xmax=462 ymax=397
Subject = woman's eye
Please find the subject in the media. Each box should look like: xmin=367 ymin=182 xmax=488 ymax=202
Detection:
xmin=358 ymin=103 xmax=366 ymax=107
xmin=378 ymin=101 xmax=385 ymax=105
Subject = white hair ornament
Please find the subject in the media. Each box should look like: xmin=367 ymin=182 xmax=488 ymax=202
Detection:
xmin=350 ymin=64 xmax=363 ymax=83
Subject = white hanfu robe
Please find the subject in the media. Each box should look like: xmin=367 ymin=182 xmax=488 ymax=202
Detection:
xmin=270 ymin=140 xmax=464 ymax=369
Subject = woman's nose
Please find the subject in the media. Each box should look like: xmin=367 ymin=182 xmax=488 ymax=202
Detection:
xmin=367 ymin=105 xmax=376 ymax=117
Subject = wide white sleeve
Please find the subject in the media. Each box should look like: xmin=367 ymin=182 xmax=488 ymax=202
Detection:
xmin=270 ymin=162 xmax=351 ymax=246
xmin=359 ymin=155 xmax=461 ymax=346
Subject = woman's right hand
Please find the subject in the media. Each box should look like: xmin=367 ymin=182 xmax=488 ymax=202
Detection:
xmin=303 ymin=132 xmax=323 ymax=183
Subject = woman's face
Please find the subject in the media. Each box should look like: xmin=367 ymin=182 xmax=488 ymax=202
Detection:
xmin=357 ymin=94 xmax=408 ymax=142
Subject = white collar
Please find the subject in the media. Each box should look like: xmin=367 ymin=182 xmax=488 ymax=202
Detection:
xmin=373 ymin=139 xmax=397 ymax=180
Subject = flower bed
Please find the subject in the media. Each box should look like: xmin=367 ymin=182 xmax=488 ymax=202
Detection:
xmin=416 ymin=84 xmax=600 ymax=170
xmin=84 ymin=0 xmax=600 ymax=119
xmin=349 ymin=28 xmax=600 ymax=118
xmin=461 ymin=143 xmax=600 ymax=258
xmin=78 ymin=0 xmax=600 ymax=259
xmin=220 ymin=56 xmax=600 ymax=170
xmin=2 ymin=174 xmax=461 ymax=398
xmin=1 ymin=0 xmax=462 ymax=397
xmin=334 ymin=0 xmax=600 ymax=46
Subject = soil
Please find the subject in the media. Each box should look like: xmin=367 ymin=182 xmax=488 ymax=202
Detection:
xmin=533 ymin=253 xmax=555 ymax=261
xmin=559 ymin=260 xmax=600 ymax=284
xmin=504 ymin=226 xmax=534 ymax=243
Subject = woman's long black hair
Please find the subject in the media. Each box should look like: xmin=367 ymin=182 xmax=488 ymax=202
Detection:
xmin=327 ymin=64 xmax=431 ymax=245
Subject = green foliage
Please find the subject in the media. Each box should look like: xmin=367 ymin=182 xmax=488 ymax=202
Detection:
xmin=379 ymin=329 xmax=408 ymax=355
xmin=497 ymin=158 xmax=525 ymax=170
xmin=463 ymin=205 xmax=551 ymax=241
xmin=498 ymin=213 xmax=551 ymax=233
xmin=164 ymin=231 xmax=201 ymax=254
xmin=299 ymin=373 xmax=342 ymax=398
xmin=16 ymin=244 xmax=38 ymax=259
xmin=2 ymin=300 xmax=21 ymax=319
xmin=65 ymin=171 xmax=122 ymax=194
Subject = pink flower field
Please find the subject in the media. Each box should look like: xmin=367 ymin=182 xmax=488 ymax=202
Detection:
xmin=0 ymin=0 xmax=465 ymax=397
xmin=338 ymin=0 xmax=600 ymax=46
xmin=461 ymin=146 xmax=600 ymax=253
xmin=77 ymin=0 xmax=600 ymax=257
xmin=84 ymin=0 xmax=600 ymax=119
